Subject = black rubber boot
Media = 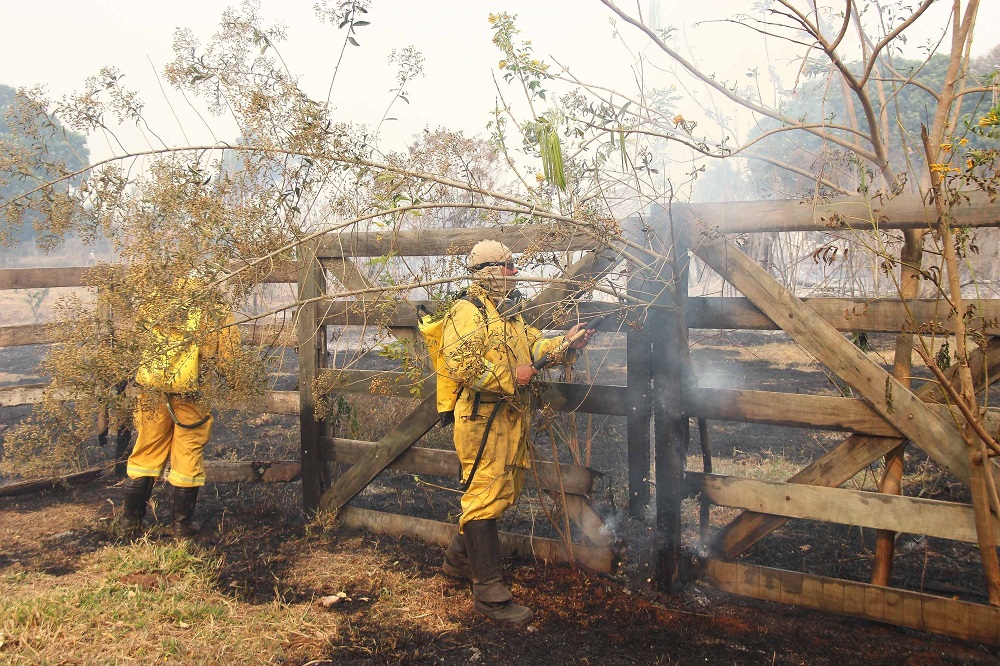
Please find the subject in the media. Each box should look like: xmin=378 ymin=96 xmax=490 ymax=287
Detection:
xmin=464 ymin=519 xmax=533 ymax=625
xmin=171 ymin=486 xmax=201 ymax=537
xmin=442 ymin=532 xmax=472 ymax=580
xmin=120 ymin=476 xmax=154 ymax=536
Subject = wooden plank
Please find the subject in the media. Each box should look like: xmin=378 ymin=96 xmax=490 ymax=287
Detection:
xmin=0 ymin=384 xmax=47 ymax=407
xmin=687 ymin=387 xmax=898 ymax=436
xmin=0 ymin=323 xmax=54 ymax=347
xmin=692 ymin=228 xmax=995 ymax=489
xmin=0 ymin=262 xmax=297 ymax=291
xmin=317 ymin=299 xmax=618 ymax=329
xmin=316 ymin=223 xmax=600 ymax=259
xmin=686 ymin=387 xmax=1000 ymax=437
xmin=649 ymin=206 xmax=690 ymax=591
xmin=236 ymin=391 xmax=300 ymax=414
xmin=687 ymin=296 xmax=1000 ymax=334
xmin=0 ymin=266 xmax=87 ymax=289
xmin=308 ymin=369 xmax=628 ymax=415
xmin=238 ymin=322 xmax=298 ymax=347
xmin=685 ymin=191 xmax=999 ymax=234
xmin=701 ymin=559 xmax=1000 ymax=645
xmin=203 ymin=461 xmax=301 ymax=484
xmin=687 ymin=472 xmax=1000 ymax=546
xmin=0 ymin=321 xmax=298 ymax=350
xmin=338 ymin=506 xmax=613 ymax=572
xmin=0 ymin=466 xmax=104 ymax=498
xmin=0 ymin=376 xmax=627 ymax=417
xmin=322 ymin=437 xmax=596 ymax=495
xmin=318 ymin=395 xmax=440 ymax=512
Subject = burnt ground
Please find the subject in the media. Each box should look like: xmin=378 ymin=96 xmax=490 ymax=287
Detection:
xmin=2 ymin=330 xmax=1000 ymax=664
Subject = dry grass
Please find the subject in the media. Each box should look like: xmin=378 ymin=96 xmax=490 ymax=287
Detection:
xmin=0 ymin=528 xmax=470 ymax=665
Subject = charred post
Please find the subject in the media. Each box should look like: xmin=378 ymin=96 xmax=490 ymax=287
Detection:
xmin=650 ymin=204 xmax=692 ymax=591
xmin=297 ymin=239 xmax=329 ymax=512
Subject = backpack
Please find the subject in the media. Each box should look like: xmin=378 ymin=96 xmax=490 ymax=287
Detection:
xmin=417 ymin=293 xmax=486 ymax=425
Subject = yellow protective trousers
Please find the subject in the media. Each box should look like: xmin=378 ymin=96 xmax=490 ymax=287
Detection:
xmin=454 ymin=394 xmax=530 ymax=529
xmin=126 ymin=394 xmax=212 ymax=487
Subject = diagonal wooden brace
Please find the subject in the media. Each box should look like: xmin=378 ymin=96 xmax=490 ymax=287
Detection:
xmin=319 ymin=394 xmax=439 ymax=513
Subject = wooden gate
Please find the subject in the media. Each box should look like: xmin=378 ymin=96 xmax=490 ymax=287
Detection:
xmin=3 ymin=191 xmax=1000 ymax=643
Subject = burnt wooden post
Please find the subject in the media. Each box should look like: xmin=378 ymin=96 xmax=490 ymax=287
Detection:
xmin=650 ymin=204 xmax=691 ymax=591
xmin=626 ymin=319 xmax=652 ymax=518
xmin=298 ymin=239 xmax=328 ymax=512
xmin=624 ymin=218 xmax=653 ymax=519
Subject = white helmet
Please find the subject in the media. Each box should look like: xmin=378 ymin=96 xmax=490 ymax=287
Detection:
xmin=468 ymin=240 xmax=516 ymax=294
xmin=468 ymin=240 xmax=513 ymax=271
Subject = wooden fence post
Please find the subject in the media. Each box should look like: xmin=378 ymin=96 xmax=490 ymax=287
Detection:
xmin=650 ymin=204 xmax=691 ymax=591
xmin=626 ymin=278 xmax=652 ymax=518
xmin=298 ymin=239 xmax=328 ymax=512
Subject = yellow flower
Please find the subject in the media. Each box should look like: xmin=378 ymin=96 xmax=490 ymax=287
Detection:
xmin=959 ymin=138 xmax=969 ymax=146
xmin=672 ymin=114 xmax=685 ymax=125
xmin=488 ymin=14 xmax=497 ymax=24
xmin=967 ymin=158 xmax=975 ymax=170
xmin=940 ymin=143 xmax=952 ymax=153
xmin=499 ymin=60 xmax=507 ymax=69
xmin=535 ymin=173 xmax=545 ymax=183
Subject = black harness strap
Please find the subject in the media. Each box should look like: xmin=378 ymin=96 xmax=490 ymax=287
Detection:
xmin=459 ymin=399 xmax=505 ymax=492
xmin=164 ymin=394 xmax=211 ymax=429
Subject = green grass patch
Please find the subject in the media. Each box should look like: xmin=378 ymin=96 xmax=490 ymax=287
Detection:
xmin=0 ymin=539 xmax=322 ymax=665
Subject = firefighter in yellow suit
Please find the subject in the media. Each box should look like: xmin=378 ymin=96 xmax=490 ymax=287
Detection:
xmin=440 ymin=240 xmax=593 ymax=624
xmin=121 ymin=277 xmax=241 ymax=537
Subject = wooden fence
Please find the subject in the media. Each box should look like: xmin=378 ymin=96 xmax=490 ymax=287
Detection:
xmin=3 ymin=191 xmax=1000 ymax=643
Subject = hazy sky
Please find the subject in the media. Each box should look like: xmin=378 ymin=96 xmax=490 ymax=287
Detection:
xmin=3 ymin=1 xmax=998 ymax=162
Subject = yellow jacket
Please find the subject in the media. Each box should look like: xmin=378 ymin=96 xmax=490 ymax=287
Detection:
xmin=441 ymin=287 xmax=567 ymax=397
xmin=135 ymin=281 xmax=240 ymax=394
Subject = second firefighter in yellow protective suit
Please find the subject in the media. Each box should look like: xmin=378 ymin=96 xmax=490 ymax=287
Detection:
xmin=120 ymin=277 xmax=241 ymax=537
xmin=440 ymin=240 xmax=593 ymax=625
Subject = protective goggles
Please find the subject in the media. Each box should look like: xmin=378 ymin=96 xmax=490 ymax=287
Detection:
xmin=470 ymin=260 xmax=516 ymax=271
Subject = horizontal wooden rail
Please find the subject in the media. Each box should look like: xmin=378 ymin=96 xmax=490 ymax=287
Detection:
xmin=686 ymin=387 xmax=898 ymax=436
xmin=687 ymin=472 xmax=1000 ymax=547
xmin=313 ymin=370 xmax=629 ymax=415
xmin=685 ymin=191 xmax=1000 ymax=234
xmin=0 ymin=460 xmax=300 ymax=498
xmin=0 ymin=384 xmax=48 ymax=407
xmin=687 ymin=297 xmax=1000 ymax=334
xmin=316 ymin=299 xmax=617 ymax=330
xmin=701 ymin=559 xmax=1000 ymax=645
xmin=0 ymin=467 xmax=105 ymax=497
xmin=0 ymin=263 xmax=297 ymax=291
xmin=204 ymin=460 xmax=301 ymax=483
xmin=317 ymin=223 xmax=602 ymax=259
xmin=0 ymin=324 xmax=55 ymax=347
xmin=7 ymin=296 xmax=995 ymax=351
xmin=323 ymin=437 xmax=597 ymax=495
xmin=0 ymin=266 xmax=89 ymax=290
xmin=686 ymin=387 xmax=998 ymax=437
xmin=0 ymin=321 xmax=300 ymax=349
xmin=339 ymin=506 xmax=613 ymax=572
